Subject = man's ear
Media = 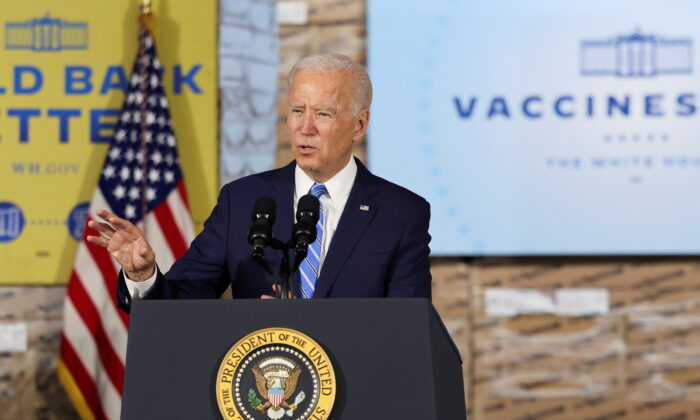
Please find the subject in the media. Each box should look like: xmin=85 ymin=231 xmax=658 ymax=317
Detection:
xmin=352 ymin=109 xmax=370 ymax=143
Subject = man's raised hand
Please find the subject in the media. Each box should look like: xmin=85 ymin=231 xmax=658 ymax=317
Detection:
xmin=86 ymin=209 xmax=156 ymax=282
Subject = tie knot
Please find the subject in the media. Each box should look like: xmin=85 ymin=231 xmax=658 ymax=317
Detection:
xmin=310 ymin=183 xmax=327 ymax=198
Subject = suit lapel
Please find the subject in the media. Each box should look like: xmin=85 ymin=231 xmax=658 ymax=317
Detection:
xmin=314 ymin=160 xmax=378 ymax=297
xmin=270 ymin=161 xmax=296 ymax=244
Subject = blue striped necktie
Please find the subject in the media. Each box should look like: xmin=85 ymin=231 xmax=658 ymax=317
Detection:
xmin=298 ymin=183 xmax=327 ymax=298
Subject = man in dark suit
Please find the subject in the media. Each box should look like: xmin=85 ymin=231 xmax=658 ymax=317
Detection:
xmin=87 ymin=53 xmax=431 ymax=310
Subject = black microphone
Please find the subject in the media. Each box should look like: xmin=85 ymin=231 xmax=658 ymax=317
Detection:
xmin=248 ymin=197 xmax=276 ymax=273
xmin=292 ymin=194 xmax=320 ymax=269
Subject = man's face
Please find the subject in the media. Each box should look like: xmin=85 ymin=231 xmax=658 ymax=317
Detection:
xmin=287 ymin=70 xmax=369 ymax=182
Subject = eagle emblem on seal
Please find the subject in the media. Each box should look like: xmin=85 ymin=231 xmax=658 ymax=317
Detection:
xmin=251 ymin=356 xmax=306 ymax=419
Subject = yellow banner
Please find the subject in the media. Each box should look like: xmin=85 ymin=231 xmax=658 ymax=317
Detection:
xmin=0 ymin=1 xmax=218 ymax=284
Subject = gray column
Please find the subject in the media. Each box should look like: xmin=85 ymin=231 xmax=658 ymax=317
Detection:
xmin=219 ymin=0 xmax=280 ymax=186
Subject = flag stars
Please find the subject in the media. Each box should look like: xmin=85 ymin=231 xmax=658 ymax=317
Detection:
xmin=119 ymin=167 xmax=130 ymax=181
xmin=108 ymin=148 xmax=121 ymax=161
xmin=103 ymin=165 xmax=115 ymax=179
xmin=148 ymin=168 xmax=161 ymax=183
xmin=96 ymin=31 xmax=185 ymax=230
xmin=146 ymin=187 xmax=157 ymax=201
xmin=125 ymin=204 xmax=136 ymax=220
xmin=113 ymin=185 xmax=126 ymax=200
xmin=128 ymin=186 xmax=140 ymax=201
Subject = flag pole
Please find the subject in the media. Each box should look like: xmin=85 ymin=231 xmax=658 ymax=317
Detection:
xmin=138 ymin=0 xmax=152 ymax=230
xmin=140 ymin=0 xmax=151 ymax=16
xmin=139 ymin=0 xmax=156 ymax=44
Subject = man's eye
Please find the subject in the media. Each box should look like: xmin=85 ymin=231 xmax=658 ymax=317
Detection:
xmin=318 ymin=112 xmax=331 ymax=118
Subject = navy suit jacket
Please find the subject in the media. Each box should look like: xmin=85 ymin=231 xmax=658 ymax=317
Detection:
xmin=117 ymin=159 xmax=431 ymax=311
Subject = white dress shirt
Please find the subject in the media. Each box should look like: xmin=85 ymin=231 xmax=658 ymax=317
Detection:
xmin=125 ymin=156 xmax=358 ymax=299
xmin=293 ymin=155 xmax=357 ymax=275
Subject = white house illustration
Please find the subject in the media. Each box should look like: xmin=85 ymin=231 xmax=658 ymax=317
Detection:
xmin=581 ymin=30 xmax=692 ymax=77
xmin=5 ymin=14 xmax=88 ymax=52
xmin=0 ymin=207 xmax=22 ymax=240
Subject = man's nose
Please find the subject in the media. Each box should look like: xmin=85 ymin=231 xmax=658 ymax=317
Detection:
xmin=300 ymin=115 xmax=317 ymax=135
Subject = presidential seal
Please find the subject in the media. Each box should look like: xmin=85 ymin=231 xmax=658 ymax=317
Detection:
xmin=215 ymin=328 xmax=336 ymax=420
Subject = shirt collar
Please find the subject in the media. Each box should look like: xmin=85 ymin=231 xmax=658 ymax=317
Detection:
xmin=294 ymin=156 xmax=357 ymax=205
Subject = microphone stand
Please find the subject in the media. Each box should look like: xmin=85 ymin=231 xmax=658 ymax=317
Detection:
xmin=269 ymin=238 xmax=293 ymax=299
xmin=252 ymin=248 xmax=273 ymax=276
xmin=252 ymin=236 xmax=306 ymax=299
xmin=291 ymin=243 xmax=308 ymax=274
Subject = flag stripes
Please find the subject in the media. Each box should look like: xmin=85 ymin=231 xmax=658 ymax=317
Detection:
xmin=59 ymin=337 xmax=107 ymax=420
xmin=65 ymin=273 xmax=125 ymax=392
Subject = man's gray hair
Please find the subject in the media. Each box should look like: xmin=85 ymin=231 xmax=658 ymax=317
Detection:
xmin=288 ymin=53 xmax=372 ymax=116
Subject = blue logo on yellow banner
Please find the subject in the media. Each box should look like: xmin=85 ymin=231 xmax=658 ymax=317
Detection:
xmin=581 ymin=30 xmax=692 ymax=78
xmin=0 ymin=202 xmax=25 ymax=243
xmin=5 ymin=14 xmax=88 ymax=52
xmin=67 ymin=202 xmax=89 ymax=241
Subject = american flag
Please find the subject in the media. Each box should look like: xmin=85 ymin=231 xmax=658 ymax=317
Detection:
xmin=58 ymin=18 xmax=194 ymax=420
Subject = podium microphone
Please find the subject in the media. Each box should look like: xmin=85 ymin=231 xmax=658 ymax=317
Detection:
xmin=247 ymin=196 xmax=276 ymax=274
xmin=292 ymin=194 xmax=320 ymax=270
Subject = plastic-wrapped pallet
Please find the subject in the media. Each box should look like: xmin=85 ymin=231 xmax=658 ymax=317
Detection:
xmin=470 ymin=260 xmax=700 ymax=420
xmin=0 ymin=287 xmax=78 ymax=420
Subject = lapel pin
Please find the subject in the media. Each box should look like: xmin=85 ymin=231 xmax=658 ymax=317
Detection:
xmin=359 ymin=205 xmax=370 ymax=211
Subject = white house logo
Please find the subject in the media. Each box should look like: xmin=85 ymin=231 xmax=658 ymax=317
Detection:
xmin=5 ymin=14 xmax=88 ymax=52
xmin=67 ymin=202 xmax=90 ymax=241
xmin=581 ymin=30 xmax=692 ymax=78
xmin=0 ymin=202 xmax=25 ymax=243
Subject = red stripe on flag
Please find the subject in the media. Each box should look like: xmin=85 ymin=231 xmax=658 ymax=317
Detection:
xmin=83 ymin=217 xmax=130 ymax=328
xmin=177 ymin=180 xmax=190 ymax=209
xmin=67 ymin=271 xmax=125 ymax=394
xmin=154 ymin=201 xmax=188 ymax=258
xmin=60 ymin=334 xmax=109 ymax=420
